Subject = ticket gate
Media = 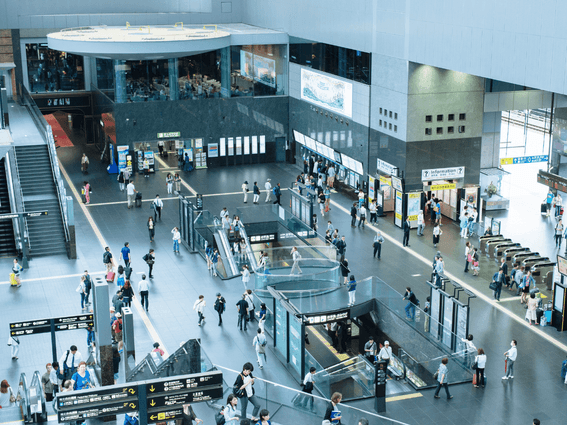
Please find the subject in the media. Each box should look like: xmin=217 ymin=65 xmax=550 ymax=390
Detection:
xmin=522 ymin=256 xmax=550 ymax=272
xmin=493 ymin=242 xmax=520 ymax=260
xmin=503 ymin=247 xmax=529 ymax=262
xmin=531 ymin=262 xmax=556 ymax=288
xmin=485 ymin=238 xmax=511 ymax=256
xmin=512 ymin=251 xmax=539 ymax=265
xmin=480 ymin=235 xmax=504 ymax=254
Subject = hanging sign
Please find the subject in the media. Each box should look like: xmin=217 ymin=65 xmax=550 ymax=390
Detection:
xmin=421 ymin=166 xmax=465 ymax=181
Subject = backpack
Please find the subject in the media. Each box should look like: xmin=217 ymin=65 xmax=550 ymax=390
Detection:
xmin=103 ymin=251 xmax=111 ymax=263
xmin=214 ymin=298 xmax=225 ymax=313
xmin=215 ymin=408 xmax=226 ymax=425
xmin=84 ymin=275 xmax=92 ymax=291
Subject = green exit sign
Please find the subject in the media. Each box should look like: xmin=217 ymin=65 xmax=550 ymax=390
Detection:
xmin=157 ymin=132 xmax=181 ymax=138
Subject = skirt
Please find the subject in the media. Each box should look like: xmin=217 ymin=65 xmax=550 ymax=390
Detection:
xmin=525 ymin=309 xmax=537 ymax=321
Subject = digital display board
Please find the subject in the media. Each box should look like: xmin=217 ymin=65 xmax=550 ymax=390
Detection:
xmin=300 ymin=68 xmax=353 ymax=118
xmin=557 ymin=255 xmax=567 ymax=276
xmin=293 ymin=130 xmax=305 ymax=145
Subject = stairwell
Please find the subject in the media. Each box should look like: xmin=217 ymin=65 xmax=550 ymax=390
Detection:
xmin=14 ymin=145 xmax=67 ymax=256
xmin=0 ymin=158 xmax=17 ymax=258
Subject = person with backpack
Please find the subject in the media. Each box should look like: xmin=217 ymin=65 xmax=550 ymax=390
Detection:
xmin=402 ymin=287 xmax=419 ymax=321
xmin=272 ymin=183 xmax=281 ymax=205
xmin=347 ymin=275 xmax=357 ymax=307
xmin=112 ymin=312 xmax=123 ymax=342
xmin=83 ymin=270 xmax=92 ymax=305
xmin=11 ymin=259 xmax=23 ymax=287
xmin=58 ymin=345 xmax=83 ymax=380
xmin=253 ymin=328 xmax=267 ymax=369
xmin=103 ymin=247 xmax=114 ymax=273
xmin=214 ymin=293 xmax=226 ymax=326
xmin=143 ymin=249 xmax=155 ymax=278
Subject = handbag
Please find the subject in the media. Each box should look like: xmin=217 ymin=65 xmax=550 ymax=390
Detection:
xmin=471 ymin=361 xmax=478 ymax=370
xmin=232 ymin=374 xmax=246 ymax=398
xmin=489 ymin=281 xmax=498 ymax=291
xmin=304 ymin=381 xmax=314 ymax=392
xmin=433 ymin=370 xmax=439 ymax=380
xmin=473 ymin=261 xmax=479 ymax=267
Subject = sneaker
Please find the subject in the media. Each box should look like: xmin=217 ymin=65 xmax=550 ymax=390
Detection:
xmin=502 ymin=376 xmax=508 ymax=379
xmin=509 ymin=376 xmax=514 ymax=379
xmin=434 ymin=395 xmax=440 ymax=399
xmin=448 ymin=396 xmax=453 ymax=399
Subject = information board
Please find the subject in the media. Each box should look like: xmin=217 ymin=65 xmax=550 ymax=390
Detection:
xmin=10 ymin=314 xmax=93 ymax=337
xmin=407 ymin=193 xmax=420 ymax=222
xmin=455 ymin=304 xmax=468 ymax=355
xmin=305 ymin=310 xmax=349 ymax=325
xmin=394 ymin=190 xmax=403 ymax=227
xmin=429 ymin=287 xmax=442 ymax=340
xmin=442 ymin=298 xmax=455 ymax=349
xmin=289 ymin=316 xmax=302 ymax=376
xmin=275 ymin=299 xmax=288 ymax=360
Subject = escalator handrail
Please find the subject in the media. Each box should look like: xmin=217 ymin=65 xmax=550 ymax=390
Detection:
xmin=215 ymin=229 xmax=239 ymax=276
xmin=17 ymin=372 xmax=30 ymax=421
xmin=238 ymin=227 xmax=258 ymax=271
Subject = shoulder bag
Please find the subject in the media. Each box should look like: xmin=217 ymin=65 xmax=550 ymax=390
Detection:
xmin=232 ymin=374 xmax=246 ymax=398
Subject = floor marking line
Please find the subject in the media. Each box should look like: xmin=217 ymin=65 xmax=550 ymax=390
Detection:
xmin=154 ymin=156 xmax=197 ymax=196
xmin=59 ymin=163 xmax=169 ymax=357
xmin=386 ymin=393 xmax=423 ymax=402
xmin=328 ymin=198 xmax=567 ymax=353
xmin=0 ymin=271 xmax=106 ymax=286
xmin=310 ymin=326 xmax=349 ymax=361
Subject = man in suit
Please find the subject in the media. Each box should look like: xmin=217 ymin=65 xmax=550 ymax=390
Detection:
xmin=403 ymin=218 xmax=411 ymax=247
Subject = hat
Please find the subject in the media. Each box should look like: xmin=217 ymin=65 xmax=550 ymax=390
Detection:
xmin=110 ymin=307 xmax=115 ymax=312
xmin=115 ymin=312 xmax=122 ymax=317
xmin=384 ymin=341 xmax=390 ymax=345
xmin=267 ymin=178 xmax=271 ymax=181
xmin=216 ymin=292 xmax=221 ymax=297
xmin=244 ymin=181 xmax=248 ymax=184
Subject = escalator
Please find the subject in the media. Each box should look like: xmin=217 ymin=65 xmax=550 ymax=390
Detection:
xmin=239 ymin=226 xmax=258 ymax=271
xmin=11 ymin=371 xmax=49 ymax=424
xmin=214 ymin=228 xmax=240 ymax=278
xmin=0 ymin=157 xmax=16 ymax=257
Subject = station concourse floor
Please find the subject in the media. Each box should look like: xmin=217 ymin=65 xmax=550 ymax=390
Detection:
xmin=1 ymin=142 xmax=566 ymax=425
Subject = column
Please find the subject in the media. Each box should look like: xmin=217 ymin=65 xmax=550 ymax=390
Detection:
xmin=114 ymin=59 xmax=127 ymax=103
xmin=92 ymin=277 xmax=114 ymax=386
xmin=480 ymin=112 xmax=501 ymax=169
xmin=338 ymin=47 xmax=347 ymax=79
xmin=168 ymin=58 xmax=179 ymax=101
xmin=220 ymin=47 xmax=231 ymax=98
xmin=121 ymin=307 xmax=135 ymax=379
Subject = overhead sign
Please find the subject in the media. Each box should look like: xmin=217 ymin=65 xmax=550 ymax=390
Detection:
xmin=305 ymin=310 xmax=349 ymax=325
xmin=500 ymin=155 xmax=548 ymax=165
xmin=148 ymin=408 xmax=184 ymax=423
xmin=147 ymin=387 xmax=224 ymax=409
xmin=10 ymin=314 xmax=93 ymax=336
xmin=377 ymin=159 xmax=398 ymax=177
xmin=421 ymin=167 xmax=465 ymax=181
xmin=147 ymin=372 xmax=223 ymax=394
xmin=0 ymin=211 xmax=48 ymax=220
xmin=537 ymin=170 xmax=567 ymax=193
xmin=157 ymin=132 xmax=181 ymax=139
xmin=430 ymin=183 xmax=456 ymax=191
xmin=379 ymin=175 xmax=391 ymax=186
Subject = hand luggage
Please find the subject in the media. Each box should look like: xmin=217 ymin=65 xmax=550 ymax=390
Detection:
xmin=9 ymin=273 xmax=18 ymax=286
xmin=472 ymin=373 xmax=477 ymax=386
xmin=125 ymin=266 xmax=133 ymax=280
xmin=135 ymin=192 xmax=142 ymax=208
xmin=106 ymin=271 xmax=115 ymax=283
xmin=541 ymin=202 xmax=547 ymax=215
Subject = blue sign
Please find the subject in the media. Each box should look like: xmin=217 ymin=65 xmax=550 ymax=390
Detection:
xmin=501 ymin=155 xmax=548 ymax=165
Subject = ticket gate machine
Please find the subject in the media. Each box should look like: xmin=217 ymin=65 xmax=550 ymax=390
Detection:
xmin=531 ymin=262 xmax=556 ymax=290
xmin=503 ymin=247 xmax=529 ymax=262
xmin=522 ymin=256 xmax=550 ymax=271
xmin=485 ymin=238 xmax=511 ymax=256
xmin=480 ymin=235 xmax=504 ymax=254
xmin=493 ymin=242 xmax=520 ymax=259
xmin=512 ymin=251 xmax=539 ymax=265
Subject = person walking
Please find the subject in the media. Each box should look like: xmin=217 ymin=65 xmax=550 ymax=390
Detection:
xmin=245 ymin=289 xmax=256 ymax=323
xmin=358 ymin=204 xmax=366 ymax=228
xmin=253 ymin=182 xmax=260 ymax=204
xmin=214 ymin=293 xmax=226 ymax=326
xmin=433 ymin=358 xmax=453 ymax=399
xmin=323 ymin=392 xmax=342 ymax=424
xmin=491 ymin=268 xmax=505 ymax=301
xmin=290 ymin=246 xmax=302 ymax=274
xmin=166 ymin=173 xmax=173 ymax=194
xmin=340 ymin=258 xmax=350 ymax=285
xmin=242 ymin=264 xmax=251 ymax=288
xmin=59 ymin=345 xmax=83 ymax=380
xmin=417 ymin=210 xmax=425 ymax=236
xmin=234 ymin=362 xmax=261 ymax=422
xmin=327 ymin=164 xmax=336 ymax=188
xmin=174 ymin=173 xmax=181 ymax=192
xmin=464 ymin=241 xmax=472 ymax=273
xmin=402 ymin=287 xmax=418 ymax=320
xmin=143 ymin=249 xmax=155 ymax=278
xmin=70 ymin=362 xmax=93 ymax=390
xmin=81 ymin=153 xmax=89 ymax=174
xmin=554 ymin=193 xmax=563 ymax=217
xmin=11 ymin=258 xmax=22 ymax=287
xmin=126 ymin=181 xmax=137 ymax=209
xmin=41 ymin=363 xmax=54 ymax=401
xmin=347 ymin=275 xmax=357 ymax=307
xmin=211 ymin=248 xmax=220 ymax=277
xmin=520 ymin=270 xmax=534 ymax=304
xmin=138 ymin=274 xmax=149 ymax=312
xmin=236 ymin=294 xmax=249 ymax=331
xmin=264 ymin=179 xmax=272 ymax=202
xmin=258 ymin=303 xmax=267 ymax=333
xmin=147 ymin=217 xmax=155 ymax=242
xmin=223 ymin=394 xmax=240 ymax=424
xmin=432 ymin=222 xmax=441 ymax=247
xmin=143 ymin=158 xmax=150 ymax=178
xmin=117 ymin=169 xmax=126 ymax=191
xmin=77 ymin=275 xmax=88 ymax=310
xmin=502 ymin=339 xmax=517 ymax=380
xmin=546 ymin=189 xmax=554 ymax=217
xmin=474 ymin=348 xmax=487 ymax=388
xmin=152 ymin=195 xmax=163 ymax=221
xmin=171 ymin=227 xmax=181 ymax=253
xmin=368 ymin=200 xmax=377 ymax=224
xmin=433 ymin=255 xmax=445 ymax=287
xmin=460 ymin=212 xmax=469 ymax=238
xmin=373 ymin=232 xmax=384 ymax=259
xmin=555 ymin=218 xmax=564 ymax=247
xmin=83 ymin=181 xmax=91 ymax=204
xmin=272 ymin=183 xmax=281 ymax=205
xmin=350 ymin=203 xmax=357 ymax=227
xmin=300 ymin=367 xmax=316 ymax=409
xmin=471 ymin=247 xmax=480 ymax=276
xmin=363 ymin=337 xmax=377 ymax=362
xmin=242 ymin=181 xmax=249 ymax=203
xmin=121 ymin=280 xmax=134 ymax=307
xmin=525 ymin=293 xmax=539 ymax=325
xmin=336 ymin=236 xmax=347 ymax=263
xmin=120 ymin=242 xmax=131 ymax=267
xmin=193 ymin=295 xmax=206 ymax=326
xmin=103 ymin=246 xmax=114 ymax=274
xmin=402 ymin=217 xmax=411 ymax=247
xmin=7 ymin=335 xmax=20 ymax=360
xmin=252 ymin=328 xmax=267 ymax=370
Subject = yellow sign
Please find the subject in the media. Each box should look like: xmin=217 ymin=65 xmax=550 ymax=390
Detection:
xmin=407 ymin=215 xmax=418 ymax=221
xmin=149 ymin=385 xmax=155 ymax=392
xmin=380 ymin=176 xmax=391 ymax=185
xmin=395 ymin=212 xmax=402 ymax=220
xmin=431 ymin=183 xmax=456 ymax=191
xmin=408 ymin=193 xmax=421 ymax=199
xmin=500 ymin=157 xmax=513 ymax=165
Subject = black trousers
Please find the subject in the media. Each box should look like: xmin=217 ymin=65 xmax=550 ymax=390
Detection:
xmin=369 ymin=213 xmax=377 ymax=223
xmin=217 ymin=311 xmax=223 ymax=325
xmin=351 ymin=215 xmax=356 ymax=226
xmin=403 ymin=232 xmax=410 ymax=246
xmin=273 ymin=195 xmax=281 ymax=205
xmin=140 ymin=291 xmax=149 ymax=311
xmin=154 ymin=207 xmax=162 ymax=221
xmin=373 ymin=243 xmax=382 ymax=258
xmin=148 ymin=263 xmax=154 ymax=277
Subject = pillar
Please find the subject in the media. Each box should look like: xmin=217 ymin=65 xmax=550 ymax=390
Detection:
xmin=114 ymin=60 xmax=127 ymax=103
xmin=187 ymin=339 xmax=201 ymax=374
xmin=480 ymin=112 xmax=502 ymax=169
xmin=121 ymin=307 xmax=135 ymax=380
xmin=92 ymin=277 xmax=114 ymax=386
xmin=168 ymin=58 xmax=179 ymax=101
xmin=220 ymin=47 xmax=231 ymax=98
xmin=338 ymin=47 xmax=347 ymax=79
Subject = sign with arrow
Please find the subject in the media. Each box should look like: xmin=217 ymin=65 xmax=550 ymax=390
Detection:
xmin=10 ymin=314 xmax=93 ymax=336
xmin=146 ymin=371 xmax=223 ymax=394
xmin=421 ymin=166 xmax=465 ymax=181
xmin=58 ymin=400 xmax=138 ymax=422
xmin=147 ymin=408 xmax=184 ymax=423
xmin=57 ymin=384 xmax=138 ymax=409
xmin=147 ymin=386 xmax=224 ymax=408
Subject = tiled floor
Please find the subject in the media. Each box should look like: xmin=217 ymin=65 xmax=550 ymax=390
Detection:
xmin=1 ymin=132 xmax=567 ymax=425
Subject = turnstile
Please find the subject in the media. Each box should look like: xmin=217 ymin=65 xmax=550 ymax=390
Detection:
xmin=512 ymin=251 xmax=539 ymax=265
xmin=502 ymin=247 xmax=529 ymax=262
xmin=493 ymin=242 xmax=520 ymax=259
xmin=480 ymin=235 xmax=504 ymax=254
xmin=522 ymin=256 xmax=550 ymax=272
xmin=531 ymin=262 xmax=556 ymax=288
xmin=486 ymin=238 xmax=511 ymax=256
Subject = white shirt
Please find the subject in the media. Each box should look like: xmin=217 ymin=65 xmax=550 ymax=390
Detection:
xmin=265 ymin=181 xmax=272 ymax=191
xmin=171 ymin=229 xmax=180 ymax=241
xmin=292 ymin=250 xmax=301 ymax=261
xmin=475 ymin=354 xmax=487 ymax=369
xmin=253 ymin=333 xmax=266 ymax=352
xmin=461 ymin=338 xmax=476 ymax=353
xmin=220 ymin=210 xmax=228 ymax=218
xmin=369 ymin=203 xmax=377 ymax=213
xmin=138 ymin=279 xmax=149 ymax=292
xmin=327 ymin=167 xmax=335 ymax=177
xmin=359 ymin=206 xmax=366 ymax=216
xmin=153 ymin=198 xmax=163 ymax=208
xmin=59 ymin=351 xmax=83 ymax=370
xmin=243 ymin=375 xmax=253 ymax=397
xmin=193 ymin=299 xmax=206 ymax=313
xmin=378 ymin=346 xmax=392 ymax=360
xmin=303 ymin=372 xmax=314 ymax=386
xmin=417 ymin=213 xmax=424 ymax=225
xmin=126 ymin=183 xmax=136 ymax=195
xmin=506 ymin=346 xmax=517 ymax=361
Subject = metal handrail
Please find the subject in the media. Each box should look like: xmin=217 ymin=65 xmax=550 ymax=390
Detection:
xmin=9 ymin=150 xmax=30 ymax=252
xmin=17 ymin=372 xmax=30 ymax=421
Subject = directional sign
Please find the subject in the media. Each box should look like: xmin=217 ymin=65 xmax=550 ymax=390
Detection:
xmin=147 ymin=407 xmax=184 ymax=423
xmin=147 ymin=386 xmax=224 ymax=408
xmin=58 ymin=400 xmax=139 ymax=422
xmin=146 ymin=371 xmax=223 ymax=394
xmin=430 ymin=183 xmax=456 ymax=191
xmin=0 ymin=211 xmax=48 ymax=220
xmin=10 ymin=314 xmax=93 ymax=336
xmin=57 ymin=385 xmax=138 ymax=409
xmin=500 ymin=155 xmax=548 ymax=165
xmin=421 ymin=166 xmax=465 ymax=181
xmin=305 ymin=310 xmax=349 ymax=325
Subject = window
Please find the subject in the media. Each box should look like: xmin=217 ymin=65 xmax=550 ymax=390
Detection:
xmin=448 ymin=114 xmax=455 ymax=121
xmin=425 ymin=115 xmax=432 ymax=122
xmin=394 ymin=125 xmax=397 ymax=132
xmin=389 ymin=123 xmax=392 ymax=130
xmin=384 ymin=109 xmax=388 ymax=116
xmin=448 ymin=126 xmax=454 ymax=134
xmin=425 ymin=128 xmax=432 ymax=135
xmin=436 ymin=127 xmax=443 ymax=134
xmin=437 ymin=114 xmax=443 ymax=122
xmin=389 ymin=111 xmax=392 ymax=118
xmin=26 ymin=43 xmax=85 ymax=93
xmin=384 ymin=121 xmax=388 ymax=128
xmin=379 ymin=108 xmax=382 ymax=114
xmin=394 ymin=112 xmax=398 ymax=120
xmin=459 ymin=113 xmax=466 ymax=121
xmin=458 ymin=125 xmax=465 ymax=133
xmin=379 ymin=120 xmax=382 ymax=126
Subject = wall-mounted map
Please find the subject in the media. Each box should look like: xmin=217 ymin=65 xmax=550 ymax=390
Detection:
xmin=301 ymin=68 xmax=352 ymax=118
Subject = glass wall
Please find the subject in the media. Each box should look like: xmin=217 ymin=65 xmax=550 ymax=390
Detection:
xmin=25 ymin=43 xmax=85 ymax=93
xmin=95 ymin=58 xmax=114 ymax=93
xmin=230 ymin=44 xmax=288 ymax=97
xmin=178 ymin=51 xmax=222 ymax=99
xmin=289 ymin=37 xmax=371 ymax=85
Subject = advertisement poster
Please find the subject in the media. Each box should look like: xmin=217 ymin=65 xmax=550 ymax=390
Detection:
xmin=236 ymin=137 xmax=242 ymax=155
xmin=117 ymin=145 xmax=129 ymax=173
xmin=254 ymin=55 xmax=276 ymax=88
xmin=227 ymin=137 xmax=234 ymax=156
xmin=219 ymin=138 xmax=226 ymax=156
xmin=300 ymin=68 xmax=353 ymax=118
xmin=275 ymin=299 xmax=288 ymax=359
xmin=240 ymin=50 xmax=254 ymax=78
xmin=442 ymin=298 xmax=454 ymax=349
xmin=455 ymin=304 xmax=468 ymax=356
xmin=368 ymin=176 xmax=375 ymax=202
xmin=394 ymin=190 xmax=403 ymax=228
xmin=244 ymin=136 xmax=250 ymax=155
xmin=430 ymin=288 xmax=442 ymax=340
xmin=259 ymin=135 xmax=266 ymax=154
xmin=289 ymin=317 xmax=302 ymax=375
xmin=183 ymin=148 xmax=193 ymax=162
xmin=407 ymin=192 xmax=421 ymax=224
xmin=251 ymin=136 xmax=258 ymax=154
xmin=208 ymin=143 xmax=218 ymax=158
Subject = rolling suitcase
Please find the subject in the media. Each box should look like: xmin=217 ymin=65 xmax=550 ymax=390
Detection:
xmin=135 ymin=192 xmax=142 ymax=208
xmin=541 ymin=202 xmax=547 ymax=215
xmin=106 ymin=271 xmax=115 ymax=283
xmin=9 ymin=273 xmax=18 ymax=287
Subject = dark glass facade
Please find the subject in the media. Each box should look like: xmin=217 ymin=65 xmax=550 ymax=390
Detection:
xmin=25 ymin=43 xmax=85 ymax=92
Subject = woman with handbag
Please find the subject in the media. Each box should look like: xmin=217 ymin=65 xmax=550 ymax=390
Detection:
xmin=474 ymin=348 xmax=487 ymax=388
xmin=233 ymin=362 xmax=261 ymax=422
xmin=471 ymin=248 xmax=480 ymax=276
xmin=147 ymin=217 xmax=155 ymax=242
xmin=0 ymin=380 xmax=17 ymax=408
xmin=70 ymin=362 xmax=93 ymax=390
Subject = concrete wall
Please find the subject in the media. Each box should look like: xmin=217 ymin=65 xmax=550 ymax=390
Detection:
xmin=0 ymin=0 xmax=241 ymax=28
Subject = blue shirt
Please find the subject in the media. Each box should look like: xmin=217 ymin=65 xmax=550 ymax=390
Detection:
xmin=348 ymin=280 xmax=357 ymax=292
xmin=437 ymin=363 xmax=448 ymax=383
xmin=121 ymin=246 xmax=130 ymax=260
xmin=72 ymin=370 xmax=91 ymax=390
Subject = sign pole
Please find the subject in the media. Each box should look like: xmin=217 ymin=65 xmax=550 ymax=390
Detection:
xmin=50 ymin=319 xmax=57 ymax=363
xmin=19 ymin=215 xmax=29 ymax=269
xmin=138 ymin=384 xmax=148 ymax=425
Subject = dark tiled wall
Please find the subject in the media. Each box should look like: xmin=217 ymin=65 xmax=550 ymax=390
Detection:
xmin=113 ymin=96 xmax=289 ymax=167
xmin=368 ymin=127 xmax=407 ymax=178
xmin=289 ymin=97 xmax=370 ymax=174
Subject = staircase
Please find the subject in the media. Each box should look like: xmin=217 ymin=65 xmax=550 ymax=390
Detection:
xmin=0 ymin=158 xmax=17 ymax=257
xmin=14 ymin=145 xmax=67 ymax=256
